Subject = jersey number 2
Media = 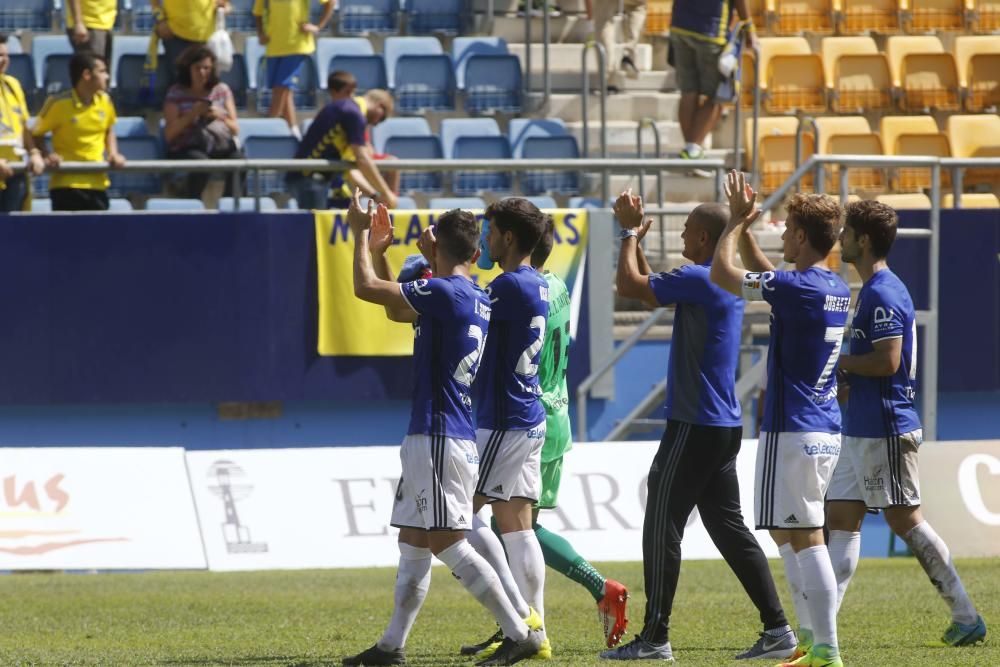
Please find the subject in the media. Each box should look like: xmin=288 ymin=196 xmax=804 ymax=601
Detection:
xmin=454 ymin=325 xmax=486 ymax=387
xmin=516 ymin=316 xmax=546 ymax=378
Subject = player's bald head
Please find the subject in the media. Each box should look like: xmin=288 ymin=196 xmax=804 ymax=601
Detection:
xmin=687 ymin=203 xmax=729 ymax=247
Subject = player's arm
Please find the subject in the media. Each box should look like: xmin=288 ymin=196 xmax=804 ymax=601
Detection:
xmin=352 ymin=143 xmax=398 ymax=209
xmin=346 ymin=189 xmax=412 ymax=314
xmin=612 ymin=189 xmax=659 ymax=308
xmin=839 ymin=337 xmax=902 ymax=377
xmin=711 ymin=170 xmax=762 ymax=296
xmin=738 ymin=227 xmax=774 ymax=272
xmin=369 ymin=203 xmax=417 ymax=323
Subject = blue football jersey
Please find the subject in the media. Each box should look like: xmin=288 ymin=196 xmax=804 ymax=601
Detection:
xmin=742 ymin=267 xmax=851 ymax=434
xmin=649 ymin=262 xmax=744 ymax=427
xmin=843 ymin=269 xmax=921 ymax=438
xmin=476 ymin=266 xmax=549 ymax=430
xmin=400 ymin=276 xmax=492 ymax=440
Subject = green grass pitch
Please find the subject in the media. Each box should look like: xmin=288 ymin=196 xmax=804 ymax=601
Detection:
xmin=0 ymin=558 xmax=995 ymax=665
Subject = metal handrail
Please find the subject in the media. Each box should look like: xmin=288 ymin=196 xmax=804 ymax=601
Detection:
xmin=635 ymin=117 xmax=665 ymax=261
xmin=751 ymin=48 xmax=762 ymax=189
xmin=731 ymin=22 xmax=758 ymax=175
xmin=581 ymin=41 xmax=609 ymax=205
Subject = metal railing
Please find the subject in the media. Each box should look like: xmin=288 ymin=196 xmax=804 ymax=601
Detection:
xmin=731 ymin=22 xmax=760 ymax=177
xmin=580 ymin=41 xmax=610 ymax=205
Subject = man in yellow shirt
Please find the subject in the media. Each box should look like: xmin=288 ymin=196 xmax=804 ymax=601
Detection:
xmin=0 ymin=34 xmax=45 ymax=213
xmin=152 ymin=0 xmax=229 ymax=88
xmin=66 ymin=0 xmax=117 ymax=69
xmin=255 ymin=0 xmax=333 ymax=134
xmin=32 ymin=52 xmax=126 ymax=212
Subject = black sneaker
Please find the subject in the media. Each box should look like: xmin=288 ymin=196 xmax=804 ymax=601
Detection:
xmin=475 ymin=630 xmax=543 ymax=665
xmin=342 ymin=643 xmax=406 ymax=666
xmin=621 ymin=55 xmax=639 ymax=77
xmin=460 ymin=627 xmax=504 ymax=656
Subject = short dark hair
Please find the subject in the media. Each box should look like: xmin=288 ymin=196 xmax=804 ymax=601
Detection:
xmin=70 ymin=51 xmax=104 ymax=87
xmin=328 ymin=70 xmax=357 ymax=93
xmin=785 ymin=193 xmax=842 ymax=256
xmin=689 ymin=203 xmax=729 ymax=245
xmin=435 ymin=209 xmax=481 ymax=263
xmin=0 ymin=34 xmax=8 ymax=45
xmin=175 ymin=45 xmax=219 ymax=90
xmin=530 ymin=215 xmax=555 ymax=269
xmin=844 ymin=200 xmax=898 ymax=259
xmin=484 ymin=197 xmax=547 ymax=255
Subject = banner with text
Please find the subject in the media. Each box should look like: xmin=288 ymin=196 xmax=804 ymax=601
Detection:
xmin=0 ymin=448 xmax=206 ymax=570
xmin=315 ymin=209 xmax=589 ymax=356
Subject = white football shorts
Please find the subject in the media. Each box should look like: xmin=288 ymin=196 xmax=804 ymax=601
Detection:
xmin=827 ymin=429 xmax=923 ymax=508
xmin=755 ymin=431 xmax=841 ymax=529
xmin=390 ymin=434 xmax=478 ymax=531
xmin=475 ymin=424 xmax=545 ymax=503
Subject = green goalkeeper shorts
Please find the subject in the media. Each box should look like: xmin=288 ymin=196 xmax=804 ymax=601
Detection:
xmin=535 ymin=456 xmax=564 ymax=510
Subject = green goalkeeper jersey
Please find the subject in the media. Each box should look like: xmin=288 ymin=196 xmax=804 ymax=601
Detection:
xmin=539 ymin=271 xmax=573 ymax=462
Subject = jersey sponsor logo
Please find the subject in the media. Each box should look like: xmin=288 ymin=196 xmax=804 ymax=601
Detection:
xmin=811 ymin=387 xmax=839 ymax=404
xmin=850 ymin=327 xmax=866 ymax=340
xmin=416 ymin=490 xmax=428 ymax=513
xmin=466 ymin=451 xmax=479 ymax=464
xmin=824 ymin=294 xmax=851 ymax=313
xmin=873 ymin=306 xmax=894 ymax=323
xmin=801 ymin=441 xmax=841 ymax=457
xmin=526 ymin=427 xmax=544 ymax=439
xmin=864 ymin=474 xmax=885 ymax=491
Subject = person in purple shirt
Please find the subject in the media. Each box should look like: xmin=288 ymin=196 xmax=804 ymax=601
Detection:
xmin=341 ymin=191 xmax=541 ymax=666
xmin=711 ymin=171 xmax=849 ymax=667
xmin=826 ymin=200 xmax=986 ymax=648
xmin=602 ymin=190 xmax=794 ymax=662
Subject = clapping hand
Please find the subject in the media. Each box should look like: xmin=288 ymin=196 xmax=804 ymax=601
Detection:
xmin=416 ymin=225 xmax=436 ymax=264
xmin=612 ymin=187 xmax=644 ymax=230
xmin=346 ymin=187 xmax=375 ymax=236
xmin=369 ymin=201 xmax=394 ymax=255
xmin=724 ymin=169 xmax=762 ymax=227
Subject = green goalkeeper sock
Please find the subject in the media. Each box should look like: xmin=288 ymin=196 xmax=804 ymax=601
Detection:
xmin=534 ymin=522 xmax=606 ymax=602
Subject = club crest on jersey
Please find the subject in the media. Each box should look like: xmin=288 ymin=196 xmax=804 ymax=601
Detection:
xmin=411 ymin=279 xmax=432 ymax=296
xmin=539 ymin=285 xmax=549 ymax=302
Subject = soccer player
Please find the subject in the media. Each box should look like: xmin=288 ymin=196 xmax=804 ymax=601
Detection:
xmin=710 ymin=171 xmax=850 ymax=667
xmin=601 ymin=191 xmax=796 ymax=662
xmin=826 ymin=200 xmax=987 ymax=646
xmin=461 ymin=198 xmax=551 ymax=661
xmin=341 ymin=192 xmax=542 ymax=666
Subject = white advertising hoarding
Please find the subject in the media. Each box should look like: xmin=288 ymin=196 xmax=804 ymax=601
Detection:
xmin=0 ymin=447 xmax=206 ymax=570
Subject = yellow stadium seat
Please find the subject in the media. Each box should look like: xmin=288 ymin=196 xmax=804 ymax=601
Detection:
xmin=761 ymin=37 xmax=826 ymax=112
xmin=894 ymin=132 xmax=952 ymax=191
xmin=887 ymin=36 xmax=960 ymax=111
xmin=814 ymin=116 xmax=873 ymax=153
xmin=822 ymin=37 xmax=894 ymax=112
xmin=838 ymin=0 xmax=902 ymax=33
xmin=749 ymin=117 xmax=815 ymax=192
xmin=947 ymin=114 xmax=1000 ymax=186
xmin=827 ymin=133 xmax=885 ymax=192
xmin=821 ymin=36 xmax=878 ymax=88
xmin=943 ymin=193 xmax=1000 ymax=208
xmin=751 ymin=0 xmax=772 ymax=31
xmin=742 ymin=37 xmax=815 ymax=110
xmin=876 ymin=193 xmax=932 ymax=208
xmin=646 ymin=0 xmax=672 ymax=34
xmin=880 ymin=115 xmax=939 ymax=155
xmin=955 ymin=36 xmax=1000 ymax=112
xmin=972 ymin=0 xmax=1000 ymax=31
xmin=906 ymin=0 xmax=967 ymax=31
xmin=773 ymin=0 xmax=835 ymax=33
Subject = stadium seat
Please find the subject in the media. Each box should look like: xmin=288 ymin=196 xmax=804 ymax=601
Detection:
xmin=509 ymin=118 xmax=568 ymax=156
xmin=114 ymin=53 xmax=169 ymax=114
xmin=880 ymin=115 xmax=939 ymax=154
xmin=813 ymin=116 xmax=872 ymax=154
xmin=109 ymin=136 xmax=162 ymax=196
xmin=645 ymin=0 xmax=673 ymax=33
xmin=822 ymin=37 xmax=893 ymax=113
xmin=452 ymin=37 xmax=508 ymax=90
xmin=220 ymin=54 xmax=250 ymax=110
xmin=145 ymin=197 xmax=206 ymax=211
xmin=372 ymin=117 xmax=432 ymax=153
xmin=30 ymin=198 xmax=52 ymax=213
xmin=510 ymin=119 xmax=579 ymax=195
xmin=218 ymin=197 xmax=279 ymax=211
xmin=5 ymin=35 xmax=23 ymax=53
xmin=327 ymin=55 xmax=388 ymax=94
xmin=441 ymin=118 xmax=510 ymax=195
xmin=31 ymin=35 xmax=72 ymax=87
xmin=256 ymin=56 xmax=318 ymax=112
xmin=429 ymin=196 xmax=486 ymax=209
xmin=745 ymin=38 xmax=824 ymax=114
xmin=887 ymin=36 xmax=960 ymax=111
xmin=906 ymin=0 xmax=966 ymax=31
xmin=128 ymin=0 xmax=157 ymax=32
xmin=0 ymin=0 xmax=52 ymax=32
xmin=111 ymin=36 xmax=157 ymax=89
xmin=384 ymin=37 xmax=443 ymax=89
xmin=406 ymin=0 xmax=466 ymax=35
xmin=394 ymin=196 xmax=418 ymax=209
xmin=875 ymin=193 xmax=931 ymax=208
xmin=827 ymin=134 xmax=885 ymax=192
xmin=568 ymin=196 xmax=606 ymax=209
xmin=8 ymin=54 xmax=40 ymax=112
xmin=747 ymin=117 xmax=815 ymax=193
xmin=837 ymin=0 xmax=902 ymax=33
xmin=893 ymin=133 xmax=951 ymax=191
xmin=463 ymin=55 xmax=522 ymax=115
xmin=338 ymin=0 xmax=399 ymax=35
xmin=238 ymin=118 xmax=294 ymax=138
xmin=943 ymin=193 xmax=1000 ymax=208
xmin=394 ymin=54 xmax=456 ymax=113
xmin=316 ymin=37 xmax=375 ymax=86
xmin=227 ymin=0 xmax=257 ymax=31
xmin=108 ymin=198 xmax=134 ymax=211
xmin=954 ymin=36 xmax=1000 ymax=112
xmin=523 ymin=196 xmax=557 ymax=209
xmin=114 ymin=117 xmax=151 ymax=138
xmin=972 ymin=0 xmax=1000 ymax=31
xmin=42 ymin=54 xmax=72 ymax=97
xmin=772 ymin=0 xmax=835 ymax=34
xmin=244 ymin=136 xmax=300 ymax=195
xmin=947 ymin=114 xmax=1000 ymax=186
xmin=384 ymin=136 xmax=445 ymax=192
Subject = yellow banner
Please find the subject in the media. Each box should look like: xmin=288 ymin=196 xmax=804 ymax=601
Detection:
xmin=315 ymin=209 xmax=589 ymax=356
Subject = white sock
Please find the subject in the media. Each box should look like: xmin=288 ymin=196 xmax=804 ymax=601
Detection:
xmin=904 ymin=521 xmax=978 ymax=625
xmin=796 ymin=546 xmax=839 ymax=652
xmin=827 ymin=530 xmax=861 ymax=612
xmin=377 ymin=543 xmax=431 ymax=651
xmin=779 ymin=543 xmax=811 ymax=636
xmin=436 ymin=539 xmax=529 ymax=641
xmin=466 ymin=512 xmax=530 ymax=618
xmin=685 ymin=142 xmax=701 ymax=155
xmin=502 ymin=529 xmax=546 ymax=623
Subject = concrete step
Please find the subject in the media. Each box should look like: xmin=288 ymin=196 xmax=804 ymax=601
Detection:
xmin=548 ymin=91 xmax=680 ymax=122
xmin=508 ymin=43 xmax=658 ymax=75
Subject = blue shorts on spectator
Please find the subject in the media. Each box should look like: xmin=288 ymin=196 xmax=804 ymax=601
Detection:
xmin=266 ymin=55 xmax=308 ymax=89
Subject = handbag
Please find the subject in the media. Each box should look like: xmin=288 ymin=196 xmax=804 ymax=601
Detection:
xmin=207 ymin=8 xmax=234 ymax=72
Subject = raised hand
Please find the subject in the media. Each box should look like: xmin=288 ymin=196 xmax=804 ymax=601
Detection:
xmin=346 ymin=187 xmax=375 ymax=236
xmin=612 ymin=187 xmax=644 ymax=229
xmin=636 ymin=217 xmax=654 ymax=242
xmin=416 ymin=225 xmax=436 ymax=263
xmin=369 ymin=202 xmax=394 ymax=255
xmin=724 ymin=169 xmax=762 ymax=226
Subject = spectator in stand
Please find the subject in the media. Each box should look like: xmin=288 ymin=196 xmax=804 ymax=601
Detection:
xmin=0 ymin=34 xmax=45 ymax=213
xmin=287 ymin=89 xmax=397 ymax=210
xmin=163 ymin=45 xmax=242 ymax=206
xmin=591 ymin=0 xmax=647 ymax=94
xmin=32 ymin=52 xmax=125 ymax=212
xmin=670 ymin=0 xmax=758 ymax=170
xmin=151 ymin=0 xmax=230 ymax=89
xmin=255 ymin=0 xmax=334 ymax=137
xmin=66 ymin=0 xmax=117 ymax=69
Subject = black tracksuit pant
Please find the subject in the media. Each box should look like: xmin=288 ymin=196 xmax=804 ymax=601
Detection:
xmin=639 ymin=419 xmax=788 ymax=645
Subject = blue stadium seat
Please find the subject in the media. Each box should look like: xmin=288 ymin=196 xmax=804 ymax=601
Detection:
xmin=256 ymin=56 xmax=318 ymax=112
xmin=114 ymin=116 xmax=150 ymax=138
xmin=146 ymin=197 xmax=206 ymax=211
xmin=8 ymin=54 xmax=40 ymax=112
xmin=108 ymin=198 xmax=135 ymax=211
xmin=371 ymin=117 xmax=432 ymax=153
xmin=0 ymin=0 xmax=52 ymax=32
xmin=109 ymin=135 xmax=162 ymax=196
xmin=383 ymin=135 xmax=443 ymax=193
xmin=30 ymin=198 xmax=52 ymax=213
xmin=568 ymin=196 xmax=606 ymax=208
xmin=338 ymin=0 xmax=399 ymax=34
xmin=220 ymin=53 xmax=250 ymax=110
xmin=327 ymin=55 xmax=388 ymax=94
xmin=316 ymin=37 xmax=374 ymax=86
xmin=524 ymin=196 xmax=558 ymax=209
xmin=127 ymin=0 xmax=157 ymax=32
xmin=6 ymin=35 xmax=24 ymax=53
xmin=238 ymin=118 xmax=293 ymax=138
xmin=452 ymin=136 xmax=511 ymax=194
xmin=509 ymin=118 xmax=568 ymax=155
xmin=111 ymin=36 xmax=156 ymax=89
xmin=244 ymin=136 xmax=300 ymax=195
xmin=463 ymin=55 xmax=522 ymax=114
xmin=42 ymin=53 xmax=72 ymax=97
xmin=440 ymin=118 xmax=501 ymax=157
xmin=218 ymin=196 xmax=279 ymax=211
xmin=114 ymin=53 xmax=169 ymax=114
xmin=429 ymin=196 xmax=486 ymax=210
xmin=227 ymin=0 xmax=257 ymax=31
xmin=394 ymin=195 xmax=418 ymax=209
xmin=31 ymin=35 xmax=72 ymax=86
xmin=509 ymin=119 xmax=579 ymax=195
xmin=406 ymin=0 xmax=466 ymax=35
xmin=452 ymin=37 xmax=508 ymax=89
xmin=394 ymin=55 xmax=455 ymax=113
xmin=384 ymin=37 xmax=442 ymax=88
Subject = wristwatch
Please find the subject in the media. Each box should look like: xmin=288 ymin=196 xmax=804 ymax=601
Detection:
xmin=619 ymin=228 xmax=639 ymax=240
